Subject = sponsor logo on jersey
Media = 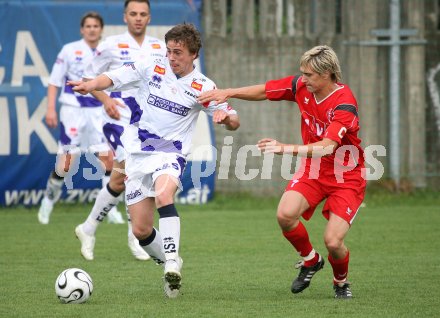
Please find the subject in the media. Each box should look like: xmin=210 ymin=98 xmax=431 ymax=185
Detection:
xmin=151 ymin=43 xmax=161 ymax=49
xmin=154 ymin=65 xmax=166 ymax=75
xmin=147 ymin=94 xmax=190 ymax=116
xmin=119 ymin=50 xmax=130 ymax=61
xmin=303 ymin=112 xmax=327 ymax=137
xmin=152 ymin=74 xmax=162 ymax=83
xmin=185 ymin=90 xmax=197 ymax=99
xmin=118 ymin=43 xmax=129 ymax=48
xmin=326 ymin=108 xmax=334 ymax=122
xmin=191 ymin=81 xmax=203 ymax=91
xmin=74 ymin=52 xmax=83 ymax=62
xmin=148 ymin=81 xmax=162 ymax=89
xmin=149 ymin=75 xmax=162 ymax=89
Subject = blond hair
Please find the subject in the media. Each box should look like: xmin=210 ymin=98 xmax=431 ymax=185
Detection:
xmin=300 ymin=45 xmax=342 ymax=82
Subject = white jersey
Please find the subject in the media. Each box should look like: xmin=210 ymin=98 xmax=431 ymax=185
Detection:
xmin=83 ymin=32 xmax=166 ymax=162
xmin=105 ymin=57 xmax=237 ymax=159
xmin=83 ymin=32 xmax=166 ymax=123
xmin=49 ymin=39 xmax=101 ymax=108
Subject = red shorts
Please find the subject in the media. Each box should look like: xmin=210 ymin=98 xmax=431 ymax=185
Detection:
xmin=285 ymin=161 xmax=366 ymax=225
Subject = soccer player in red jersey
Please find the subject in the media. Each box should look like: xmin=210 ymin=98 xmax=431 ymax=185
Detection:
xmin=198 ymin=45 xmax=366 ymax=299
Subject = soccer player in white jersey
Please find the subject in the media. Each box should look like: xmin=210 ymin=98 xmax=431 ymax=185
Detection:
xmin=70 ymin=23 xmax=240 ymax=298
xmin=74 ymin=0 xmax=166 ymax=261
xmin=37 ymin=12 xmax=114 ymax=225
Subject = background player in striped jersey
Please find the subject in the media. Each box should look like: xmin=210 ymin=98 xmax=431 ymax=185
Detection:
xmin=74 ymin=0 xmax=166 ymax=261
xmin=70 ymin=23 xmax=240 ymax=298
xmin=38 ymin=12 xmax=113 ymax=225
xmin=198 ymin=45 xmax=366 ymax=299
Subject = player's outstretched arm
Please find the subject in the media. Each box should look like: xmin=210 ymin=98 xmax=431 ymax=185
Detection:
xmin=68 ymin=74 xmax=113 ymax=95
xmin=198 ymin=84 xmax=267 ymax=104
xmin=257 ymin=138 xmax=338 ymax=157
xmin=212 ymin=110 xmax=240 ymax=131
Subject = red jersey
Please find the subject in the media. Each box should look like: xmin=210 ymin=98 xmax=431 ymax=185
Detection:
xmin=265 ymin=75 xmax=364 ymax=169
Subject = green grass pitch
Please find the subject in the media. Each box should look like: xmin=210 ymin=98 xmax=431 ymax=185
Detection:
xmin=0 ymin=191 xmax=439 ymax=317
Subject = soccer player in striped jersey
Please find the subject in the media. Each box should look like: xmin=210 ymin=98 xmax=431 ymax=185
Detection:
xmin=38 ymin=12 xmax=113 ymax=225
xmin=70 ymin=23 xmax=240 ymax=298
xmin=198 ymin=45 xmax=365 ymax=299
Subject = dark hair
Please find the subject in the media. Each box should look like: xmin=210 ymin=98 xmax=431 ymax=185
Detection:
xmin=124 ymin=0 xmax=150 ymax=10
xmin=165 ymin=23 xmax=202 ymax=58
xmin=80 ymin=11 xmax=104 ymax=28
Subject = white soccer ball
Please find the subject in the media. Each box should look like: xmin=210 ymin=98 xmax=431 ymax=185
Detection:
xmin=55 ymin=268 xmax=93 ymax=304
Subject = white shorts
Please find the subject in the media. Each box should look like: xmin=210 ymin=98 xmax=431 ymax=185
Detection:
xmin=125 ymin=153 xmax=187 ymax=206
xmin=102 ymin=106 xmax=131 ymax=163
xmin=58 ymin=105 xmax=109 ymax=155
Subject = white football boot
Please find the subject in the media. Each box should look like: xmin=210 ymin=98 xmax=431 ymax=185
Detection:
xmin=37 ymin=197 xmax=53 ymax=225
xmin=75 ymin=225 xmax=96 ymax=261
xmin=164 ymin=257 xmax=183 ymax=298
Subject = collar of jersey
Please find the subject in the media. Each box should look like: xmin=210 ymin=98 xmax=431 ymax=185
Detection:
xmin=314 ymin=84 xmax=344 ymax=104
xmin=174 ymin=65 xmax=196 ymax=80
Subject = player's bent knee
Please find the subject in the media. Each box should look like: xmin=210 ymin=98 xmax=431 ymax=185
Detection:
xmin=132 ymin=225 xmax=154 ymax=241
xmin=276 ymin=208 xmax=300 ymax=228
xmin=324 ymin=236 xmax=343 ymax=253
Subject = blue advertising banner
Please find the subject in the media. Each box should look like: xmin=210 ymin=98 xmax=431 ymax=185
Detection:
xmin=0 ymin=0 xmax=215 ymax=206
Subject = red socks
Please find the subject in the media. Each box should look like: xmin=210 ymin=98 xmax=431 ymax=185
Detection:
xmin=328 ymin=250 xmax=350 ymax=284
xmin=304 ymin=253 xmax=320 ymax=267
xmin=283 ymin=222 xmax=313 ymax=258
xmin=283 ymin=223 xmax=350 ymax=283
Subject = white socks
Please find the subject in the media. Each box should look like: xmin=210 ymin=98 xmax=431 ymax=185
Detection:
xmin=44 ymin=174 xmax=64 ymax=203
xmin=159 ymin=216 xmax=180 ymax=261
xmin=140 ymin=228 xmax=166 ymax=264
xmin=82 ymin=185 xmax=120 ymax=236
